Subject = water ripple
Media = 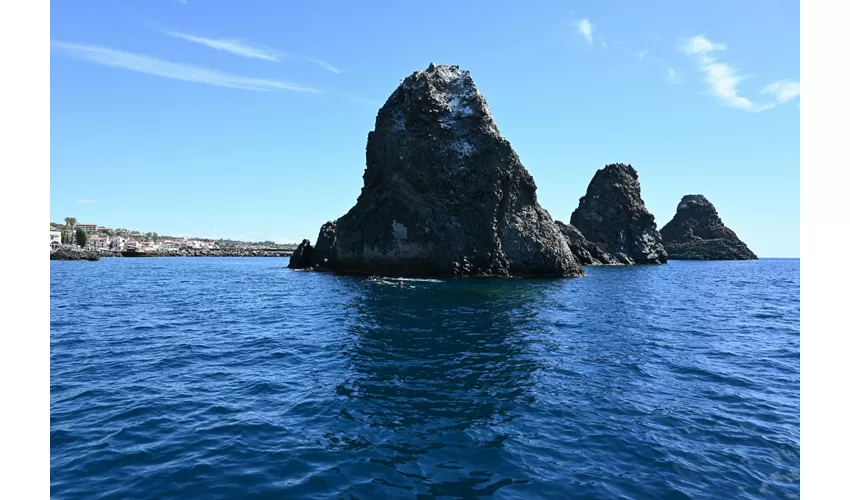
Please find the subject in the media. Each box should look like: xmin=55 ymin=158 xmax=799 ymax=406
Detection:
xmin=51 ymin=257 xmax=799 ymax=499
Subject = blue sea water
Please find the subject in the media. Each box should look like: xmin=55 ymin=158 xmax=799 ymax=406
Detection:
xmin=50 ymin=257 xmax=800 ymax=499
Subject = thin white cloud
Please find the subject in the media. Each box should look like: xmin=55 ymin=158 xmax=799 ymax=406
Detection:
xmin=172 ymin=0 xmax=187 ymax=4
xmin=165 ymin=31 xmax=278 ymax=61
xmin=680 ymin=35 xmax=726 ymax=55
xmin=678 ymin=35 xmax=780 ymax=112
xmin=300 ymin=56 xmax=341 ymax=74
xmin=77 ymin=199 xmax=96 ymax=204
xmin=667 ymin=68 xmax=683 ymax=84
xmin=164 ymin=30 xmax=341 ymax=74
xmin=638 ymin=49 xmax=649 ymax=60
xmin=576 ymin=19 xmax=593 ymax=47
xmin=761 ymin=80 xmax=800 ymax=103
xmin=51 ymin=41 xmax=320 ymax=92
xmin=601 ymin=41 xmax=608 ymax=49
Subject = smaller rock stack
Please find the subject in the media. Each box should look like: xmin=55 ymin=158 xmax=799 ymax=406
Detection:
xmin=569 ymin=163 xmax=667 ymax=264
xmin=660 ymin=195 xmax=757 ymax=260
xmin=287 ymin=239 xmax=315 ymax=269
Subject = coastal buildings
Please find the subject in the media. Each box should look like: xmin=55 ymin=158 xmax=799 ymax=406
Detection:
xmin=110 ymin=236 xmax=125 ymax=251
xmin=90 ymin=235 xmax=111 ymax=250
xmin=50 ymin=230 xmax=61 ymax=246
xmin=161 ymin=241 xmax=181 ymax=251
xmin=77 ymin=223 xmax=97 ymax=232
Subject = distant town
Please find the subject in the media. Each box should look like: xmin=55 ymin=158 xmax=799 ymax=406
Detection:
xmin=50 ymin=217 xmax=298 ymax=254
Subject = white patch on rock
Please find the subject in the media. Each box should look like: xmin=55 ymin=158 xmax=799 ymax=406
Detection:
xmin=451 ymin=139 xmax=475 ymax=157
xmin=391 ymin=220 xmax=408 ymax=240
xmin=391 ymin=111 xmax=406 ymax=132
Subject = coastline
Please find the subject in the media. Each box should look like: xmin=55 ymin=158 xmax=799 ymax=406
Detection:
xmin=51 ymin=248 xmax=293 ymax=259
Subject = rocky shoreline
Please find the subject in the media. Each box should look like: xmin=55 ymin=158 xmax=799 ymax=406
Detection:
xmin=50 ymin=249 xmax=101 ymax=261
xmin=51 ymin=248 xmax=293 ymax=259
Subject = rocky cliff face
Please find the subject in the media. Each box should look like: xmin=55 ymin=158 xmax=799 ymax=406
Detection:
xmin=569 ymin=163 xmax=667 ymax=264
xmin=312 ymin=221 xmax=338 ymax=269
xmin=308 ymin=63 xmax=582 ymax=277
xmin=554 ymin=221 xmax=620 ymax=265
xmin=660 ymin=195 xmax=757 ymax=260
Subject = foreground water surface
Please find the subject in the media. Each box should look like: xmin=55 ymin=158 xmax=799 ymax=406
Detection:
xmin=50 ymin=258 xmax=799 ymax=499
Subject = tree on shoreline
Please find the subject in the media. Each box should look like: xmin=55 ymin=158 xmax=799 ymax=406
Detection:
xmin=75 ymin=227 xmax=89 ymax=248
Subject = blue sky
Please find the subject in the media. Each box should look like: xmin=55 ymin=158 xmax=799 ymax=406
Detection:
xmin=50 ymin=0 xmax=800 ymax=256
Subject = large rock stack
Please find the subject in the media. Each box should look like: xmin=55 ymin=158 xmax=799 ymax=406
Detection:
xmin=294 ymin=63 xmax=582 ymax=277
xmin=569 ymin=163 xmax=667 ymax=264
xmin=660 ymin=195 xmax=757 ymax=260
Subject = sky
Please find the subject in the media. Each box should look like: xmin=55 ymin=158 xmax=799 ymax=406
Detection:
xmin=50 ymin=0 xmax=800 ymax=257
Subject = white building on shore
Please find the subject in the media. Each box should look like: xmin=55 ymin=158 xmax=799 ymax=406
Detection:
xmin=50 ymin=230 xmax=61 ymax=247
xmin=90 ymin=235 xmax=111 ymax=250
xmin=110 ymin=236 xmax=126 ymax=251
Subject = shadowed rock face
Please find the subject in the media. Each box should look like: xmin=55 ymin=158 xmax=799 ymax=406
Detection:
xmin=310 ymin=63 xmax=582 ymax=277
xmin=312 ymin=221 xmax=338 ymax=269
xmin=50 ymin=249 xmax=100 ymax=261
xmin=554 ymin=221 xmax=620 ymax=265
xmin=569 ymin=163 xmax=667 ymax=264
xmin=288 ymin=239 xmax=314 ymax=269
xmin=660 ymin=195 xmax=757 ymax=260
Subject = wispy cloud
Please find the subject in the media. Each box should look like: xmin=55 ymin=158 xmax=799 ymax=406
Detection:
xmin=667 ymin=68 xmax=683 ymax=85
xmin=601 ymin=41 xmax=608 ymax=49
xmin=576 ymin=19 xmax=593 ymax=47
xmin=680 ymin=35 xmax=726 ymax=55
xmin=164 ymin=30 xmax=341 ymax=74
xmin=678 ymin=35 xmax=789 ymax=112
xmin=77 ymin=199 xmax=96 ymax=204
xmin=302 ymin=56 xmax=341 ymax=74
xmin=51 ymin=41 xmax=320 ymax=92
xmin=171 ymin=0 xmax=187 ymax=4
xmin=637 ymin=49 xmax=649 ymax=60
xmin=761 ymin=80 xmax=800 ymax=103
xmin=164 ymin=31 xmax=278 ymax=61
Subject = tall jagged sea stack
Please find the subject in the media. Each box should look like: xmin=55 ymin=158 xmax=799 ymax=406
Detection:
xmin=294 ymin=63 xmax=582 ymax=277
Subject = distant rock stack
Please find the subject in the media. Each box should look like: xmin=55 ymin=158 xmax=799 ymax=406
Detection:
xmin=569 ymin=163 xmax=667 ymax=264
xmin=660 ymin=195 xmax=757 ymax=260
xmin=303 ymin=63 xmax=582 ymax=277
xmin=287 ymin=239 xmax=314 ymax=269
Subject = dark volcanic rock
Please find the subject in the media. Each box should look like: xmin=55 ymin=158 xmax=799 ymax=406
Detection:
xmin=288 ymin=239 xmax=315 ymax=269
xmin=660 ymin=195 xmax=757 ymax=260
xmin=312 ymin=63 xmax=582 ymax=277
xmin=311 ymin=221 xmax=338 ymax=269
xmin=50 ymin=249 xmax=100 ymax=261
xmin=554 ymin=221 xmax=620 ymax=265
xmin=569 ymin=163 xmax=667 ymax=264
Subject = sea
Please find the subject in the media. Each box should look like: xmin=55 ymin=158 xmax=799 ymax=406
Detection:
xmin=50 ymin=257 xmax=800 ymax=499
